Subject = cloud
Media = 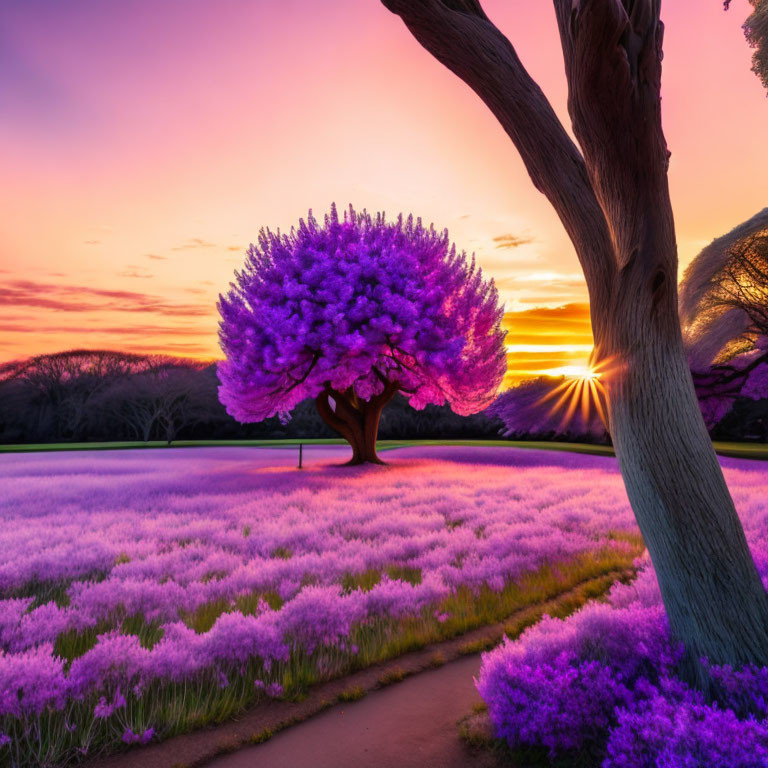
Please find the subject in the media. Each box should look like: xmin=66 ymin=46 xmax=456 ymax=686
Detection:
xmin=493 ymin=233 xmax=534 ymax=249
xmin=0 ymin=321 xmax=211 ymax=337
xmin=226 ymin=245 xmax=242 ymax=252
xmin=171 ymin=238 xmax=217 ymax=251
xmin=119 ymin=341 xmax=216 ymax=357
xmin=503 ymin=303 xmax=592 ymax=336
xmin=146 ymin=253 xmax=167 ymax=261
xmin=0 ymin=280 xmax=212 ymax=317
xmin=501 ymin=303 xmax=595 ymax=382
xmin=494 ymin=270 xmax=588 ymax=307
xmin=118 ymin=267 xmax=154 ymax=279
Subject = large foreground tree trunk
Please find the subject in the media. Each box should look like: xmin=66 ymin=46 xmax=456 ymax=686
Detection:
xmin=315 ymin=381 xmax=398 ymax=465
xmin=381 ymin=0 xmax=768 ymax=684
xmin=609 ymin=337 xmax=768 ymax=685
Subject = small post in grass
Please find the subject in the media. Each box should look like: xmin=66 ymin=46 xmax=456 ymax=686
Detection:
xmin=298 ymin=442 xmax=303 ymax=469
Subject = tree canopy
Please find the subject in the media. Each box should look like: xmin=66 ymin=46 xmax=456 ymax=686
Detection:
xmin=728 ymin=0 xmax=768 ymax=91
xmin=217 ymin=205 xmax=506 ymax=436
xmin=680 ymin=209 xmax=768 ymax=429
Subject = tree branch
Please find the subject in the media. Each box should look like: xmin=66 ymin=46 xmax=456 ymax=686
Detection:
xmin=553 ymin=0 xmax=672 ymax=273
xmin=380 ymin=0 xmax=617 ymax=338
xmin=315 ymin=391 xmax=355 ymax=442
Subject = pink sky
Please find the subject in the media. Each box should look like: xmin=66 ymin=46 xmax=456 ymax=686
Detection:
xmin=1 ymin=0 xmax=766 ymax=377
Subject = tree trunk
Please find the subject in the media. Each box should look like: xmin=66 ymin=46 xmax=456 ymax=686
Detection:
xmin=380 ymin=0 xmax=768 ymax=684
xmin=607 ymin=323 xmax=768 ymax=687
xmin=315 ymin=382 xmax=398 ymax=465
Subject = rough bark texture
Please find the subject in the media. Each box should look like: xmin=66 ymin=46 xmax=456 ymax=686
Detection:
xmin=315 ymin=381 xmax=399 ymax=465
xmin=381 ymin=0 xmax=768 ymax=685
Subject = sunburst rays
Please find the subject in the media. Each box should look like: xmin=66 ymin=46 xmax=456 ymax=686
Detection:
xmin=537 ymin=352 xmax=617 ymax=432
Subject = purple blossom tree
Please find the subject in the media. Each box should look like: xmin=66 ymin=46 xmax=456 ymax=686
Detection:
xmin=488 ymin=376 xmax=609 ymax=443
xmin=217 ymin=205 xmax=506 ymax=464
xmin=681 ymin=211 xmax=768 ymax=429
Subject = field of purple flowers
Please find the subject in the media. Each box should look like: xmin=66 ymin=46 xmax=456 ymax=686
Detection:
xmin=5 ymin=445 xmax=764 ymax=767
xmin=477 ymin=454 xmax=768 ymax=767
xmin=0 ymin=444 xmax=644 ymax=766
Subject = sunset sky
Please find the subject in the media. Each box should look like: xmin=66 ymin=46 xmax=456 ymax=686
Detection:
xmin=1 ymin=0 xmax=766 ymax=383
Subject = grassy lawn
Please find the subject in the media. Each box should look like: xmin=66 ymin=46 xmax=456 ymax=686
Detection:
xmin=2 ymin=437 xmax=766 ymax=460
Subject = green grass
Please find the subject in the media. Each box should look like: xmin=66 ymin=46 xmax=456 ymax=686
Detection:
xmin=3 ymin=437 xmax=766 ymax=460
xmin=377 ymin=667 xmax=409 ymax=686
xmin=0 ymin=438 xmax=347 ymax=453
xmin=337 ymin=685 xmax=367 ymax=702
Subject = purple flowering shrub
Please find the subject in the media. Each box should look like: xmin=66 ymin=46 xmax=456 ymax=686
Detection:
xmin=488 ymin=376 xmax=609 ymax=442
xmin=0 ymin=444 xmax=643 ymax=766
xmin=693 ymin=340 xmax=768 ymax=430
xmin=218 ymin=204 xmax=506 ymax=422
xmin=604 ymin=686 xmax=768 ymax=768
xmin=477 ymin=558 xmax=768 ymax=767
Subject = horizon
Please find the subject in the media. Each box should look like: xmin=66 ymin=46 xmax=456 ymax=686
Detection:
xmin=2 ymin=0 xmax=766 ymax=383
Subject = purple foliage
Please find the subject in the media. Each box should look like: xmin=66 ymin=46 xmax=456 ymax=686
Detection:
xmin=0 ymin=445 xmax=640 ymax=735
xmin=487 ymin=376 xmax=608 ymax=441
xmin=121 ymin=727 xmax=154 ymax=745
xmin=604 ymin=689 xmax=768 ymax=768
xmin=477 ymin=553 xmax=768 ymax=766
xmin=0 ymin=644 xmax=68 ymax=717
xmin=218 ymin=204 xmax=506 ymax=422
xmin=694 ymin=342 xmax=768 ymax=429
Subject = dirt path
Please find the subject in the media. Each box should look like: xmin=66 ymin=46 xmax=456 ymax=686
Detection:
xmin=206 ymin=655 xmax=497 ymax=768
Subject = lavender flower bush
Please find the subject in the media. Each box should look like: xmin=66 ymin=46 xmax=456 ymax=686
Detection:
xmin=0 ymin=444 xmax=640 ymax=766
xmin=477 ymin=452 xmax=768 ymax=767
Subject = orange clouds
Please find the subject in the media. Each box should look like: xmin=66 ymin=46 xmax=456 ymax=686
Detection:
xmin=502 ymin=303 xmax=594 ymax=384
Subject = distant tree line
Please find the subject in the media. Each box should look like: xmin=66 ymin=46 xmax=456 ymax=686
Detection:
xmin=4 ymin=343 xmax=766 ymax=446
xmin=0 ymin=350 xmax=504 ymax=445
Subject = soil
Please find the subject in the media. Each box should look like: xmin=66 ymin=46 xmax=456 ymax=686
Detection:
xmin=206 ymin=655 xmax=499 ymax=768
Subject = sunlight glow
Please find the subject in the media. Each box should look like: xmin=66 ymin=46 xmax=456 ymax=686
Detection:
xmin=537 ymin=353 xmax=618 ymax=432
xmin=542 ymin=363 xmax=601 ymax=379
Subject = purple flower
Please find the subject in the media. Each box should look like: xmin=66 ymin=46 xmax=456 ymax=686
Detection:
xmin=605 ymin=688 xmax=768 ymax=768
xmin=93 ymin=689 xmax=127 ymax=718
xmin=121 ymin=727 xmax=153 ymax=745
xmin=93 ymin=697 xmax=114 ymax=719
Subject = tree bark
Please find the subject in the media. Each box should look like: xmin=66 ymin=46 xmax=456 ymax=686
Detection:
xmin=381 ymin=0 xmax=768 ymax=685
xmin=315 ymin=381 xmax=399 ymax=465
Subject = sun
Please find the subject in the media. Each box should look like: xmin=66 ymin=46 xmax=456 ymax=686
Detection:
xmin=544 ymin=364 xmax=602 ymax=380
xmin=537 ymin=353 xmax=616 ymax=431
